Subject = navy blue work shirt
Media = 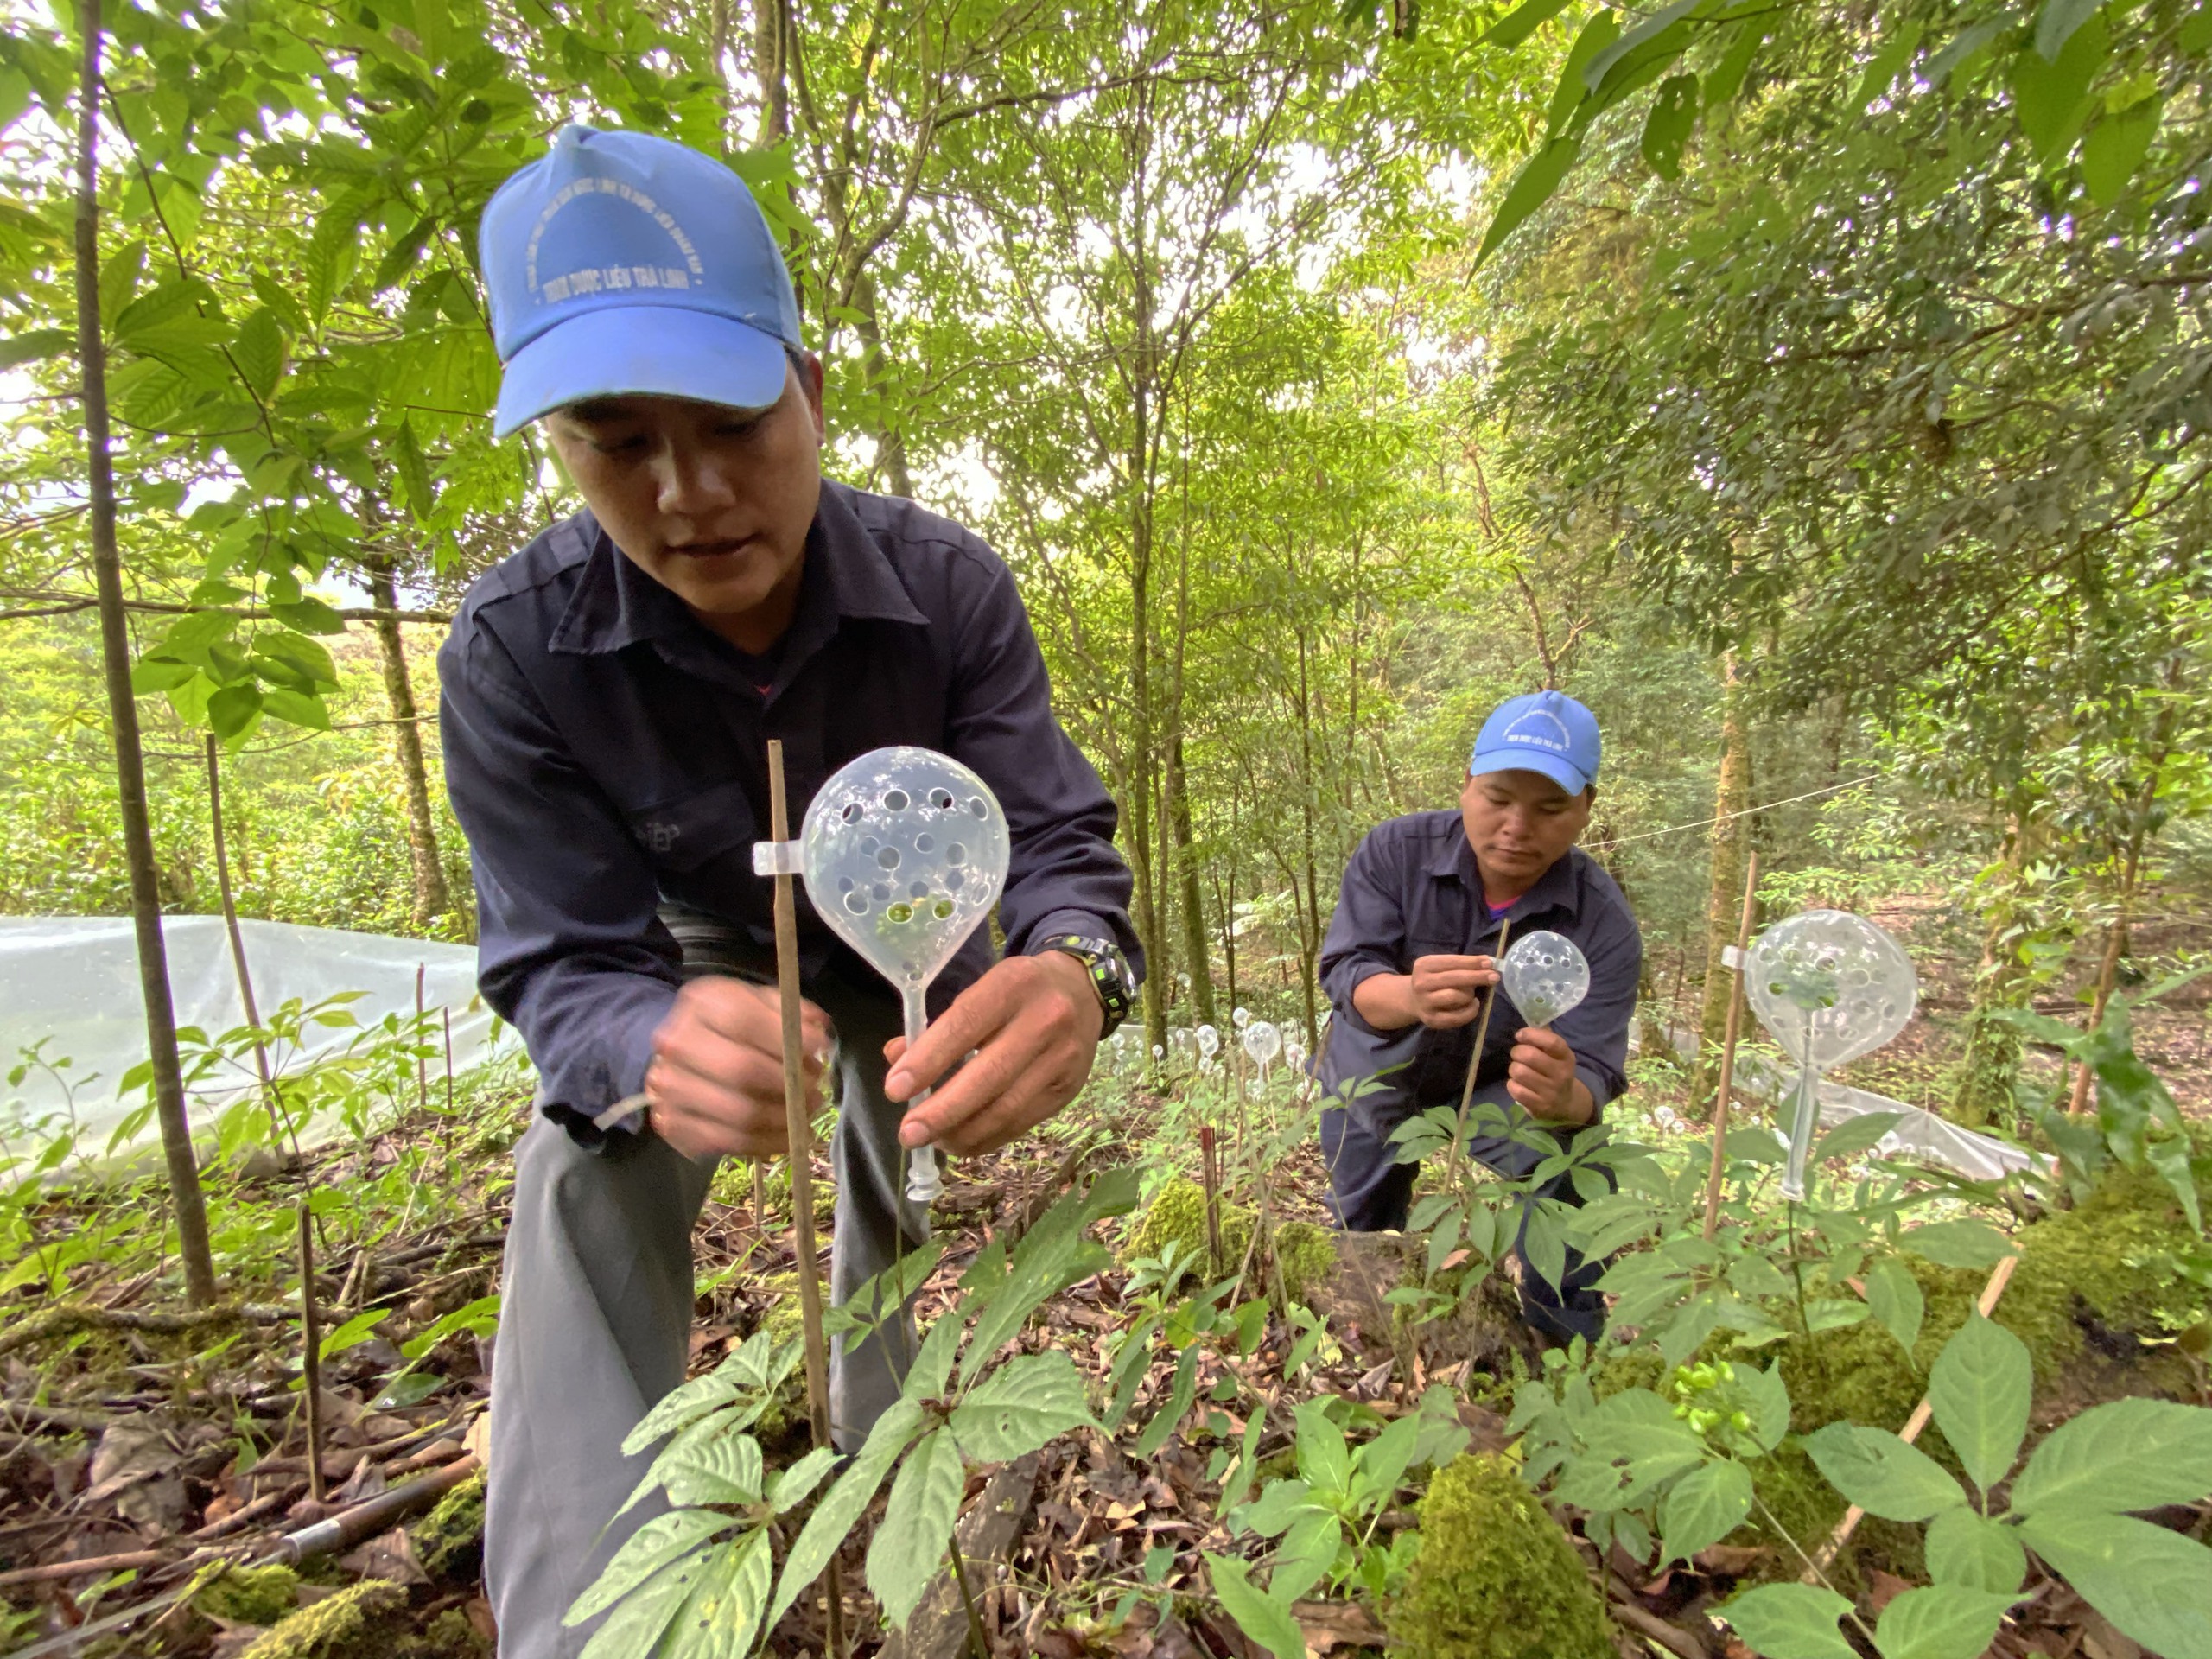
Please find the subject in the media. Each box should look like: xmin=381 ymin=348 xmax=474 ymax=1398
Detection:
xmin=437 ymin=480 xmax=1141 ymax=1139
xmin=1316 ymin=811 xmax=1641 ymax=1129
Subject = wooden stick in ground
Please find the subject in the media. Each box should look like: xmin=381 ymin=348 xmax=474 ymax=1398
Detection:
xmin=1701 ymin=849 xmax=1761 ymax=1242
xmin=296 ymin=1204 xmax=326 ymax=1503
xmin=1198 ymin=1124 xmax=1224 ymax=1274
xmin=764 ymin=739 xmax=847 ymax=1658
xmin=1448 ymin=919 xmax=1511 ymax=1199
xmin=1807 ymin=1251 xmax=2020 ymax=1577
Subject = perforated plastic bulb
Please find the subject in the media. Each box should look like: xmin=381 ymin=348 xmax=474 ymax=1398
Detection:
xmin=1498 ymin=931 xmax=1591 ymax=1029
xmin=1196 ymin=1024 xmax=1220 ymax=1059
xmin=1744 ymin=910 xmax=1917 ymax=1201
xmin=801 ymin=747 xmax=1010 ymax=1205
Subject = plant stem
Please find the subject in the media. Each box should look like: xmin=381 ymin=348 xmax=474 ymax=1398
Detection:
xmin=763 ymin=741 xmax=847 ymax=1659
xmin=296 ymin=1204 xmax=325 ymax=1503
xmin=946 ymin=1532 xmax=991 ymax=1659
xmin=1701 ymin=850 xmax=1758 ymax=1241
xmin=1449 ymin=920 xmax=1511 ymax=1203
xmin=74 ymin=0 xmax=215 ymax=1307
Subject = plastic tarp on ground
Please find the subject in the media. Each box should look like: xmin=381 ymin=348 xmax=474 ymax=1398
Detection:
xmin=0 ymin=916 xmax=512 ymax=1151
xmin=1648 ymin=1020 xmax=2049 ymax=1182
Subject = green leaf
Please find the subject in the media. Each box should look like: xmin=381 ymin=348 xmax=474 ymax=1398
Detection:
xmin=130 ymin=655 xmax=199 ymax=695
xmin=1872 ymin=1584 xmax=2020 ymax=1659
xmin=1270 ymin=1508 xmax=1342 ymax=1605
xmin=1475 ymin=136 xmax=1580 ymax=268
xmin=0 ymin=327 xmax=70 ymax=371
xmin=659 ymin=1433 xmax=764 ymax=1510
xmin=232 ymin=306 xmax=284 ymax=399
xmin=1734 ymin=1362 xmax=1791 ymax=1453
xmin=2009 ymin=12 xmax=2107 ymax=164
xmin=575 ymin=1544 xmax=716 ymax=1659
xmin=259 ymin=689 xmax=332 ymax=733
xmin=2009 ymin=1396 xmax=2212 ymax=1516
xmin=1813 ymin=1112 xmax=1904 ymax=1166
xmin=1896 ymin=1219 xmax=2018 ymax=1269
xmin=620 ymin=1376 xmax=743 ymax=1458
xmin=2034 ymin=0 xmax=2104 ymax=61
xmin=658 ymin=1528 xmax=772 ymax=1659
xmin=1724 ymin=1582 xmax=1858 ymax=1659
xmin=1480 ymin=0 xmax=1573 ymax=48
xmin=270 ymin=596 xmax=346 ymax=636
xmin=957 ymin=1171 xmax=1130 ymax=1385
xmin=1348 ymin=1411 xmax=1424 ymax=1512
xmin=1659 ymin=1459 xmax=1753 ymax=1565
xmin=1583 ymin=0 xmax=1707 ymax=93
xmin=1545 ymin=9 xmax=1620 ymax=133
xmin=1294 ymin=1396 xmax=1351 ymax=1497
xmin=1205 ymin=1554 xmax=1307 ymax=1659
xmin=1861 ymin=1258 xmax=1925 ymax=1366
xmin=1852 ymin=20 xmax=1926 ymax=111
xmin=207 ymin=683 xmax=263 ymax=741
xmin=317 ymin=1307 xmax=389 ymax=1362
xmin=1702 ymin=16 xmax=1767 ymax=110
xmin=2080 ymin=95 xmax=2159 ymax=207
xmin=1641 ymin=73 xmax=1699 ymax=181
xmin=949 ymin=1350 xmax=1093 ymax=1462
xmin=1103 ymin=1312 xmax=1160 ymax=1432
xmin=1923 ymin=1508 xmax=2025 ymax=1595
xmin=1133 ymin=1343 xmax=1199 ymax=1459
xmin=2013 ymin=1511 xmax=2212 ymax=1659
xmin=256 ymin=632 xmax=340 ymax=691
xmin=563 ymin=1509 xmax=727 ymax=1627
xmin=1802 ymin=1424 xmax=1966 ymax=1522
xmin=1926 ymin=1315 xmax=2031 ymax=1495
xmin=766 ymin=1397 xmax=923 ymax=1636
xmin=868 ymin=1427 xmax=963 ymax=1632
xmin=766 ymin=1446 xmax=840 ymax=1514
xmin=1555 ymin=1417 xmax=1708 ymax=1511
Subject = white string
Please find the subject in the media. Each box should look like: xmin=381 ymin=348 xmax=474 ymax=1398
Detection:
xmin=1585 ymin=774 xmax=1881 ymax=851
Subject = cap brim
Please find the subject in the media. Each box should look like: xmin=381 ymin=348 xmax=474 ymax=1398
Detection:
xmin=1469 ymin=750 xmax=1592 ymax=796
xmin=492 ymin=306 xmax=791 ymax=438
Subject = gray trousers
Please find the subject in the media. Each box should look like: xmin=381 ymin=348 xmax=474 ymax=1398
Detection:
xmin=484 ymin=951 xmax=926 ymax=1658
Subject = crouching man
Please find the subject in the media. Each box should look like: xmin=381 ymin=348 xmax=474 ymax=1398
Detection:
xmin=1315 ymin=690 xmax=1642 ymax=1343
xmin=438 ymin=127 xmax=1141 ymax=1657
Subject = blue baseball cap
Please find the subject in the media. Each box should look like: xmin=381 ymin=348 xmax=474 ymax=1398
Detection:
xmin=1469 ymin=690 xmax=1601 ymax=796
xmin=480 ymin=126 xmax=804 ymax=438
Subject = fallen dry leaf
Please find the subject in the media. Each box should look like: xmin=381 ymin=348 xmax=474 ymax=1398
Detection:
xmin=1291 ymin=1599 xmax=1385 ymax=1655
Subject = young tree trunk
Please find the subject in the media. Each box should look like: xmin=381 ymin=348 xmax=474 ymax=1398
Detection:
xmin=750 ymin=0 xmax=788 ymax=144
xmin=1169 ymin=736 xmax=1216 ymax=1027
xmin=362 ymin=556 xmax=451 ymax=929
xmin=1948 ymin=806 xmax=2044 ymax=1128
xmin=75 ymin=0 xmax=216 ymax=1306
xmin=1688 ymin=651 xmax=1751 ymax=1118
xmin=2065 ymin=756 xmax=2166 ymax=1115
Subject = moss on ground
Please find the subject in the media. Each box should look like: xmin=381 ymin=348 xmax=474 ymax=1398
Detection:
xmin=1121 ymin=1179 xmax=1332 ymax=1300
xmin=189 ymin=1561 xmax=299 ymax=1626
xmin=410 ymin=1471 xmax=486 ymax=1581
xmin=406 ymin=1606 xmax=492 ymax=1659
xmin=236 ymin=1580 xmax=408 ymax=1659
xmin=1387 ymin=1452 xmax=1615 ymax=1659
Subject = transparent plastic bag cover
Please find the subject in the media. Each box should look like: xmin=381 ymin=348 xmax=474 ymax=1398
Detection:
xmin=1499 ymin=930 xmax=1590 ymax=1029
xmin=1745 ymin=909 xmax=1916 ymax=1069
xmin=800 ymin=746 xmax=1010 ymax=992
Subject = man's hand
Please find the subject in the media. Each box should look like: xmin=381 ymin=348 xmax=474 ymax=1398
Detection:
xmin=883 ymin=951 xmax=1103 ymax=1156
xmin=645 ymin=976 xmax=832 ymax=1160
xmin=1507 ymin=1026 xmax=1595 ymax=1124
xmin=1353 ymin=954 xmax=1500 ymax=1031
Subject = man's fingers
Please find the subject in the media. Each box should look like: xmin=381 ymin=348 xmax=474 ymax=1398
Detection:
xmin=885 ymin=982 xmax=1016 ymax=1102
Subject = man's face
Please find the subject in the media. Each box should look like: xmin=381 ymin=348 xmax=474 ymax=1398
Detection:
xmin=1459 ymin=768 xmax=1592 ymax=897
xmin=542 ymin=358 xmax=826 ymax=634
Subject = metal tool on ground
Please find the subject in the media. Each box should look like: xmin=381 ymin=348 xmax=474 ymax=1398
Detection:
xmin=1744 ymin=908 xmax=1916 ymax=1202
xmin=799 ymin=746 xmax=1011 ymax=1205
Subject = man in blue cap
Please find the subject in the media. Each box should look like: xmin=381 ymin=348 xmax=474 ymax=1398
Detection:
xmin=439 ymin=127 xmax=1141 ymax=1656
xmin=1314 ymin=690 xmax=1642 ymax=1344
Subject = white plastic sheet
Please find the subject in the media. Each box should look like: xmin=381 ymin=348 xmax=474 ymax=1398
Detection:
xmin=1643 ymin=1019 xmax=2047 ymax=1182
xmin=0 ymin=916 xmax=512 ymax=1151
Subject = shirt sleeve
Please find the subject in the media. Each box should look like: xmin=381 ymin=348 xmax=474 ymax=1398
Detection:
xmin=942 ymin=550 xmax=1142 ymax=976
xmin=437 ymin=614 xmax=680 ymax=1145
xmin=1319 ymin=827 xmax=1409 ymax=1033
xmin=1552 ymin=889 xmax=1643 ymax=1112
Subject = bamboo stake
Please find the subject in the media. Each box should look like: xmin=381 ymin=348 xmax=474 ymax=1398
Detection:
xmin=414 ymin=963 xmax=430 ymax=1115
xmin=1806 ymin=1251 xmax=2020 ymax=1576
xmin=1449 ymin=919 xmax=1511 ymax=1199
xmin=1198 ymin=1124 xmax=1224 ymax=1275
xmin=765 ymin=741 xmax=845 ymax=1659
xmin=1701 ymin=851 xmax=1760 ymax=1242
xmin=296 ymin=1205 xmax=326 ymax=1503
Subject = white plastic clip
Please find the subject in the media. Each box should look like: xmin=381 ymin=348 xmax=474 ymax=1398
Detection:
xmin=1722 ymin=944 xmax=1746 ymax=971
xmin=752 ymin=839 xmax=804 ymax=877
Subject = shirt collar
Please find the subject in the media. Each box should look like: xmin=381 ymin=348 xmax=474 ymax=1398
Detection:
xmin=1427 ymin=827 xmax=1586 ymax=925
xmin=546 ymin=483 xmax=925 ymax=658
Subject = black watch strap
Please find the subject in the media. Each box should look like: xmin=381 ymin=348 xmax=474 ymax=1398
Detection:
xmin=1043 ymin=933 xmax=1135 ymax=1039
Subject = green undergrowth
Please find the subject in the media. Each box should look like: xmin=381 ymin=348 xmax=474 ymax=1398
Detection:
xmin=236 ymin=1580 xmax=408 ymax=1659
xmin=189 ymin=1561 xmax=300 ymax=1626
xmin=1121 ymin=1179 xmax=1334 ymax=1300
xmin=1387 ymin=1452 xmax=1615 ymax=1659
xmin=410 ymin=1471 xmax=486 ymax=1581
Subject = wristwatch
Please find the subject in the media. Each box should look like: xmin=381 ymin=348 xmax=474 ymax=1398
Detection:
xmin=1042 ymin=933 xmax=1136 ymax=1039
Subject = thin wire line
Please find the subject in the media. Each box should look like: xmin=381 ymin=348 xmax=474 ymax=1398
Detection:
xmin=1586 ymin=774 xmax=1882 ymax=851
